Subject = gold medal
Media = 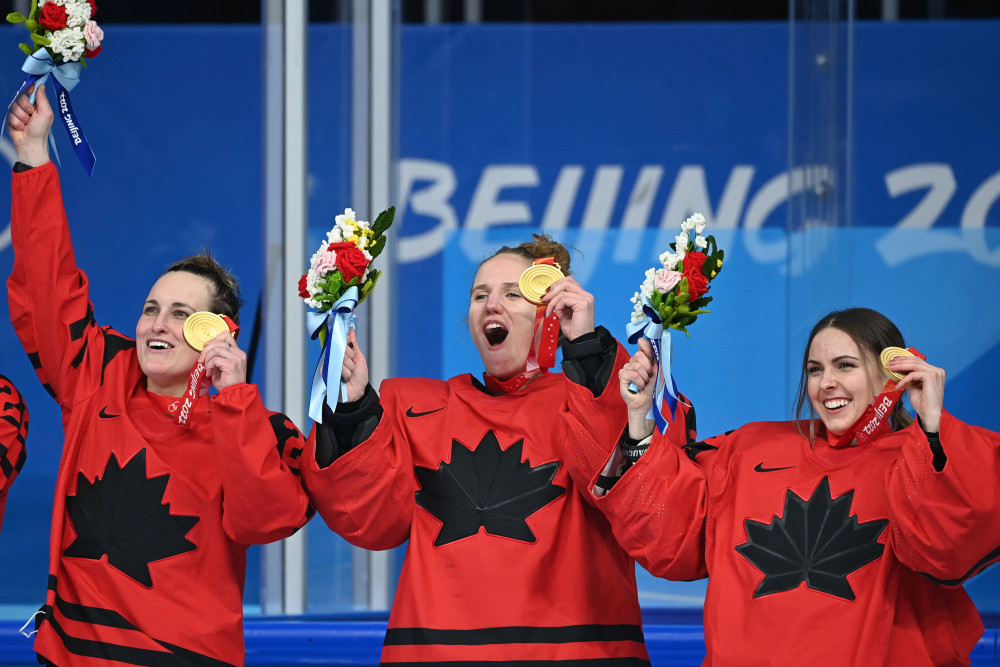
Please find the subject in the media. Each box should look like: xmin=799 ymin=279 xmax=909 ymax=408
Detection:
xmin=183 ymin=312 xmax=229 ymax=351
xmin=518 ymin=263 xmax=563 ymax=306
xmin=879 ymin=346 xmax=915 ymax=381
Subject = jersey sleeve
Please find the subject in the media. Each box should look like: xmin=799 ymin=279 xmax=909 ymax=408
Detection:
xmin=887 ymin=410 xmax=1000 ymax=583
xmin=589 ymin=395 xmax=710 ymax=582
xmin=300 ymin=384 xmax=414 ymax=550
xmin=211 ymin=383 xmax=312 ymax=544
xmin=0 ymin=374 xmax=29 ymax=532
xmin=7 ymin=162 xmax=117 ymax=407
xmin=561 ymin=337 xmax=631 ymax=490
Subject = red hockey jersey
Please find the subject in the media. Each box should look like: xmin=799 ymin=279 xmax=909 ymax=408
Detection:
xmin=0 ymin=373 xmax=28 ymax=535
xmin=8 ymin=162 xmax=311 ymax=666
xmin=570 ymin=398 xmax=1000 ymax=666
xmin=302 ymin=360 xmax=655 ymax=665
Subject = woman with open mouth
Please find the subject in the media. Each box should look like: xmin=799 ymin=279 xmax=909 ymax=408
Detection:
xmin=302 ymin=234 xmax=655 ymax=665
xmin=581 ymin=306 xmax=1000 ymax=666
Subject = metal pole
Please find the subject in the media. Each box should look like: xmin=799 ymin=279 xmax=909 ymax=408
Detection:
xmin=281 ymin=0 xmax=309 ymax=616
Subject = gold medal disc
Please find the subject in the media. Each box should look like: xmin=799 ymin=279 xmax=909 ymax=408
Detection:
xmin=879 ymin=346 xmax=915 ymax=381
xmin=183 ymin=312 xmax=230 ymax=351
xmin=518 ymin=263 xmax=564 ymax=306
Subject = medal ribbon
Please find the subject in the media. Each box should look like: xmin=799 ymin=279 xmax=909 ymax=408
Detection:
xmin=831 ymin=346 xmax=925 ymax=448
xmin=4 ymin=49 xmax=96 ymax=176
xmin=528 ymin=258 xmax=560 ymax=370
xmin=176 ymin=315 xmax=239 ymax=429
xmin=625 ymin=293 xmax=679 ymax=434
xmin=306 ymin=286 xmax=359 ymax=423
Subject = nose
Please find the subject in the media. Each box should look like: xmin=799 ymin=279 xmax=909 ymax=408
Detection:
xmin=820 ymin=368 xmax=837 ymax=390
xmin=150 ymin=310 xmax=170 ymax=333
xmin=485 ymin=291 xmax=503 ymax=313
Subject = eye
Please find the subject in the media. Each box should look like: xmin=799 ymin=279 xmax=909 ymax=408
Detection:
xmin=506 ymin=290 xmax=522 ymax=299
xmin=806 ymin=365 xmax=821 ymax=375
xmin=472 ymin=293 xmax=487 ymax=302
xmin=173 ymin=310 xmax=191 ymax=319
xmin=143 ymin=305 xmax=158 ymax=316
xmin=838 ymin=361 xmax=857 ymax=370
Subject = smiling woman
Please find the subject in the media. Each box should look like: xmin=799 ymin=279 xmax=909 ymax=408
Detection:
xmin=571 ymin=306 xmax=1000 ymax=665
xmin=5 ymin=85 xmax=311 ymax=665
xmin=299 ymin=234 xmax=655 ymax=664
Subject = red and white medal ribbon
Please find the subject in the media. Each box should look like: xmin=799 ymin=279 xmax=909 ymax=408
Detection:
xmin=831 ymin=346 xmax=925 ymax=448
xmin=176 ymin=314 xmax=239 ymax=429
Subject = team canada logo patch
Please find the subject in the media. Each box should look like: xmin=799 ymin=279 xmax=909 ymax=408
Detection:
xmin=736 ymin=477 xmax=888 ymax=600
xmin=415 ymin=430 xmax=565 ymax=546
xmin=63 ymin=449 xmax=199 ymax=586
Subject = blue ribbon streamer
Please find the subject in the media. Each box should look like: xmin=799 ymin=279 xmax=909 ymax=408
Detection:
xmin=307 ymin=286 xmax=359 ymax=423
xmin=4 ymin=49 xmax=96 ymax=176
xmin=625 ymin=294 xmax=679 ymax=434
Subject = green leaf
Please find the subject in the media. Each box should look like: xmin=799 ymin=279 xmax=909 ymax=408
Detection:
xmin=24 ymin=18 xmax=38 ymax=31
xmin=6 ymin=12 xmax=27 ymax=23
xmin=368 ymin=235 xmax=386 ymax=259
xmin=19 ymin=43 xmax=33 ymax=56
xmin=30 ymin=32 xmax=50 ymax=46
xmin=372 ymin=206 xmax=395 ymax=236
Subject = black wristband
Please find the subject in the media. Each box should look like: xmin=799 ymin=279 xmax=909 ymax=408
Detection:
xmin=619 ymin=431 xmax=652 ymax=464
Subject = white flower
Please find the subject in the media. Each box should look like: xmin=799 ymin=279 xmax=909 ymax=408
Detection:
xmin=694 ymin=235 xmax=708 ymax=250
xmin=659 ymin=250 xmax=680 ymax=270
xmin=48 ymin=26 xmax=85 ymax=61
xmin=640 ymin=270 xmax=655 ymax=300
xmin=630 ymin=290 xmax=641 ymax=304
xmin=631 ymin=300 xmax=645 ymax=323
xmin=65 ymin=1 xmax=92 ymax=27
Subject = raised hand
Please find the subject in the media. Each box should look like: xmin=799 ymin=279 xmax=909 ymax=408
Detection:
xmin=341 ymin=328 xmax=369 ymax=403
xmin=6 ymin=83 xmax=53 ymax=167
xmin=889 ymin=354 xmax=945 ymax=433
xmin=618 ymin=337 xmax=657 ymax=440
xmin=201 ymin=331 xmax=247 ymax=394
xmin=541 ymin=276 xmax=595 ymax=341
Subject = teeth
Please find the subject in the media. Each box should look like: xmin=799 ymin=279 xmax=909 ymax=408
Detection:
xmin=825 ymin=399 xmax=850 ymax=409
xmin=486 ymin=323 xmax=503 ymax=331
xmin=148 ymin=341 xmax=171 ymax=349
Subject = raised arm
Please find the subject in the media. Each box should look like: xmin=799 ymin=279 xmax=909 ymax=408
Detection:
xmin=7 ymin=85 xmax=116 ymax=408
xmin=300 ymin=336 xmax=414 ymax=550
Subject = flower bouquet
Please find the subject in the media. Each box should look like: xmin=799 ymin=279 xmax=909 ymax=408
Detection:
xmin=625 ymin=213 xmax=724 ymax=432
xmin=6 ymin=0 xmax=105 ymax=175
xmin=299 ymin=206 xmax=394 ymax=422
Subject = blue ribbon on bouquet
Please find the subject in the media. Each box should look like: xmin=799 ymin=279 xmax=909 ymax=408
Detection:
xmin=6 ymin=49 xmax=96 ymax=176
xmin=307 ymin=286 xmax=359 ymax=423
xmin=625 ymin=294 xmax=679 ymax=434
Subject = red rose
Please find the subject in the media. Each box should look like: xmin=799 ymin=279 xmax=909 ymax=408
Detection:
xmin=85 ymin=45 xmax=102 ymax=59
xmin=87 ymin=0 xmax=98 ymax=17
xmin=681 ymin=252 xmax=709 ymax=301
xmin=297 ymin=274 xmax=310 ymax=298
xmin=39 ymin=3 xmax=68 ymax=31
xmin=328 ymin=242 xmax=370 ymax=283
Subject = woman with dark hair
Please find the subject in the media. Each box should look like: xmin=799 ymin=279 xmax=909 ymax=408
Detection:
xmin=6 ymin=85 xmax=310 ymax=665
xmin=572 ymin=306 xmax=1000 ymax=665
xmin=302 ymin=235 xmax=653 ymax=664
xmin=0 ymin=374 xmax=28 ymax=536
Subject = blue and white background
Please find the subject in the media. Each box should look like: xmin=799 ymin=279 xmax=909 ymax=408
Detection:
xmin=1 ymin=20 xmax=998 ymax=619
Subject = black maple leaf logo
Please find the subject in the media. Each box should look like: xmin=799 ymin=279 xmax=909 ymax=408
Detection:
xmin=415 ymin=430 xmax=565 ymax=546
xmin=64 ymin=449 xmax=199 ymax=587
xmin=735 ymin=477 xmax=888 ymax=600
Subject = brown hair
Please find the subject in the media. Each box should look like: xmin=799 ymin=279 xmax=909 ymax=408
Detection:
xmin=793 ymin=307 xmax=914 ymax=441
xmin=481 ymin=234 xmax=574 ymax=277
xmin=164 ymin=251 xmax=244 ymax=325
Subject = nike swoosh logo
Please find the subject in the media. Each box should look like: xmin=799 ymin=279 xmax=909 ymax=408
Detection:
xmin=754 ymin=462 xmax=794 ymax=473
xmin=98 ymin=406 xmax=121 ymax=419
xmin=406 ymin=406 xmax=445 ymax=418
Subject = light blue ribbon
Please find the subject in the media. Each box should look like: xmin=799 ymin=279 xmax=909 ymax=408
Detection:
xmin=625 ymin=294 xmax=679 ymax=434
xmin=307 ymin=286 xmax=359 ymax=423
xmin=5 ymin=49 xmax=95 ymax=176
